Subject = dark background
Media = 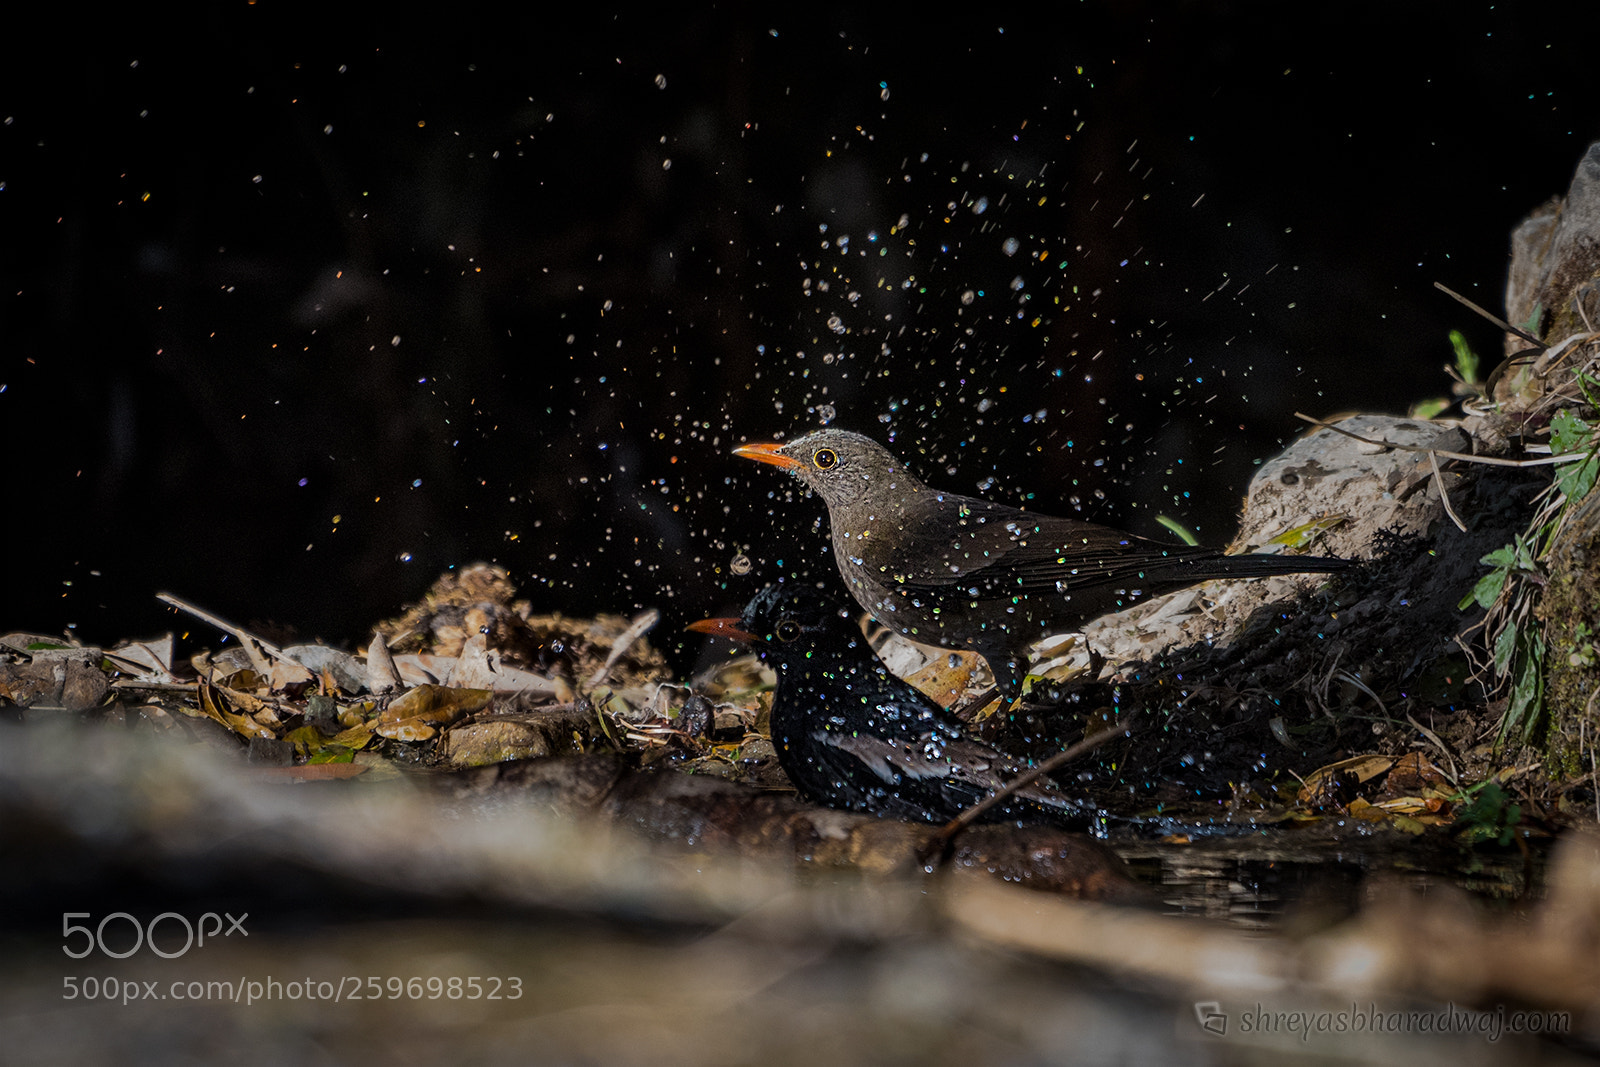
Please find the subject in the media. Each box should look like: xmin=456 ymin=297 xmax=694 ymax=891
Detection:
xmin=6 ymin=5 xmax=1594 ymax=664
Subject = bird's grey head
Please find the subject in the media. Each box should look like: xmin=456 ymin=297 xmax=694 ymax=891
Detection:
xmin=734 ymin=429 xmax=925 ymax=510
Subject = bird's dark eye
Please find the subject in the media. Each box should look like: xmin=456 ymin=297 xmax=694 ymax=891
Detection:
xmin=774 ymin=618 xmax=802 ymax=642
xmin=813 ymin=447 xmax=838 ymax=470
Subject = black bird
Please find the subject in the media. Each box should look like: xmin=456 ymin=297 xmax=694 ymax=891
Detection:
xmin=735 ymin=429 xmax=1351 ymax=696
xmin=688 ymin=583 xmax=1084 ymax=826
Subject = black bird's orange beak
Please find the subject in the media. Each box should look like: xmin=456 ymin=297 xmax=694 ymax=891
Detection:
xmin=685 ymin=617 xmax=757 ymax=643
xmin=732 ymin=441 xmax=804 ymax=471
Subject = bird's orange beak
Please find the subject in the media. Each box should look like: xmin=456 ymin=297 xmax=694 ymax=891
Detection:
xmin=732 ymin=441 xmax=804 ymax=471
xmin=684 ymin=617 xmax=757 ymax=643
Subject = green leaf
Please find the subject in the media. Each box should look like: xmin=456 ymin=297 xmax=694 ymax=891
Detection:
xmin=1492 ymin=621 xmax=1517 ymax=674
xmin=1454 ymin=782 xmax=1524 ymax=847
xmin=1480 ymin=545 xmax=1517 ymax=569
xmin=1499 ymin=804 xmax=1522 ymax=846
xmin=1460 ymin=570 xmax=1503 ymax=611
xmin=1460 ymin=545 xmax=1515 ymax=610
xmin=1550 ymin=409 xmax=1598 ymax=503
xmin=1549 ymin=408 xmax=1592 ymax=452
xmin=1500 ymin=631 xmax=1546 ymax=744
xmin=1155 ymin=515 xmax=1199 ymax=546
xmin=1448 ymin=329 xmax=1480 ymax=384
xmin=1560 ymin=455 xmax=1599 ymax=504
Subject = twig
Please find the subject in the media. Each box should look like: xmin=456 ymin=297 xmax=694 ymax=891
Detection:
xmin=156 ymin=592 xmax=282 ymax=677
xmin=590 ymin=698 xmax=623 ymax=752
xmin=1533 ymin=329 xmax=1600 ymax=381
xmin=928 ymin=715 xmax=1134 ymax=848
xmin=1429 ymin=449 xmax=1468 ymax=533
xmin=99 ymin=644 xmax=178 ymax=683
xmin=1334 ymin=670 xmax=1388 ymax=717
xmin=1293 ymin=412 xmax=1588 ymax=468
xmin=1433 ymin=281 xmax=1544 ymax=348
xmin=586 ymin=608 xmax=660 ymax=688
xmin=110 ymin=681 xmax=200 ymax=693
xmin=1406 ymin=711 xmax=1460 ymax=785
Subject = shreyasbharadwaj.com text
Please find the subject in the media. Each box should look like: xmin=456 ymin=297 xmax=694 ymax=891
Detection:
xmin=1195 ymin=1001 xmax=1570 ymax=1043
xmin=62 ymin=975 xmax=524 ymax=1006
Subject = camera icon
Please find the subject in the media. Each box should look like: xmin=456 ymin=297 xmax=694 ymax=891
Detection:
xmin=1193 ymin=1001 xmax=1227 ymax=1036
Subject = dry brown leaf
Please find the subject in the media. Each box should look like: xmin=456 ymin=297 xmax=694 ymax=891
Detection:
xmin=374 ymin=683 xmax=493 ymax=741
xmin=365 ymin=630 xmax=401 ymax=692
xmin=327 ymin=722 xmax=377 ymax=750
xmin=1375 ymin=751 xmax=1450 ymax=799
xmin=905 ymin=649 xmax=982 ymax=706
xmin=105 ymin=635 xmax=175 ymax=681
xmin=450 ymin=632 xmax=563 ymax=696
xmin=197 ymin=683 xmax=276 ymax=740
xmin=1297 ymin=753 xmax=1396 ymax=802
xmin=268 ymin=659 xmax=316 ymax=691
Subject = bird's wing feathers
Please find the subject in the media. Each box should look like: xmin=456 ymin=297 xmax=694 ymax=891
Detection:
xmin=885 ymin=497 xmax=1219 ymax=596
xmin=816 ymin=726 xmax=1074 ymax=812
xmin=821 ymin=729 xmax=1000 ymax=785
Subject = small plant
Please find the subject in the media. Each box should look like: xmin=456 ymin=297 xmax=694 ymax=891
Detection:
xmin=1550 ymin=408 xmax=1598 ymax=504
xmin=1460 ymin=532 xmax=1547 ymax=744
xmin=1460 ymin=393 xmax=1600 ymax=747
xmin=1453 ymin=781 xmax=1523 ymax=847
xmin=1447 ymin=328 xmax=1484 ymax=395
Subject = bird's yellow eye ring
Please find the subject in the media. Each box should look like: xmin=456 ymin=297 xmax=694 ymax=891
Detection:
xmin=774 ymin=618 xmax=802 ymax=642
xmin=812 ymin=447 xmax=838 ymax=470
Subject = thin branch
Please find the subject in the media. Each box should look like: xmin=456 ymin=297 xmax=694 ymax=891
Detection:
xmin=928 ymin=715 xmax=1134 ymax=847
xmin=1429 ymin=449 xmax=1468 ymax=532
xmin=1434 ymin=281 xmax=1544 ymax=348
xmin=586 ymin=608 xmax=661 ymax=688
xmin=156 ymin=592 xmax=282 ymax=677
xmin=1293 ymin=413 xmax=1587 ymax=468
xmin=110 ymin=680 xmax=201 ymax=693
xmin=1334 ymin=670 xmax=1388 ymax=717
xmin=1406 ymin=711 xmax=1460 ymax=786
xmin=1533 ymin=329 xmax=1600 ymax=381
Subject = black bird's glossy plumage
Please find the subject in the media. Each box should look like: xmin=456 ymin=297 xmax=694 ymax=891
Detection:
xmin=691 ymin=584 xmax=1083 ymax=827
xmin=735 ymin=429 xmax=1351 ymax=696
